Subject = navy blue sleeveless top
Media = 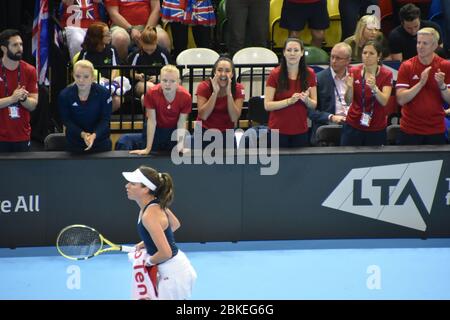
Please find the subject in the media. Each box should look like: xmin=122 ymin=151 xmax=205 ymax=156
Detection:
xmin=137 ymin=199 xmax=178 ymax=257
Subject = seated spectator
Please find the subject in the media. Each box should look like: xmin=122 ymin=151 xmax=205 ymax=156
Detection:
xmin=279 ymin=0 xmax=329 ymax=48
xmin=309 ymin=42 xmax=352 ymax=145
xmin=127 ymin=26 xmax=172 ymax=99
xmin=344 ymin=14 xmax=390 ymax=61
xmin=104 ymin=0 xmax=171 ymax=62
xmin=115 ymin=65 xmax=191 ymax=153
xmin=59 ymin=0 xmax=105 ymax=60
xmin=389 ymin=3 xmax=444 ymax=61
xmin=161 ymin=0 xmax=216 ymax=58
xmin=396 ymin=27 xmax=450 ymax=145
xmin=264 ymin=38 xmax=317 ymax=148
xmin=339 ymin=0 xmax=379 ymax=41
xmin=196 ymin=56 xmax=245 ymax=149
xmin=341 ymin=41 xmax=393 ymax=146
xmin=58 ymin=60 xmax=112 ymax=153
xmin=391 ymin=0 xmax=432 ymax=27
xmin=75 ymin=21 xmax=122 ymax=112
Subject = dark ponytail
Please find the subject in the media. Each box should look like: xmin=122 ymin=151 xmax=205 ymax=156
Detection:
xmin=157 ymin=172 xmax=174 ymax=209
xmin=139 ymin=166 xmax=174 ymax=209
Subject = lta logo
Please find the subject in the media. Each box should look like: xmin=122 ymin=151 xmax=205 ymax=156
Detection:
xmin=322 ymin=161 xmax=443 ymax=231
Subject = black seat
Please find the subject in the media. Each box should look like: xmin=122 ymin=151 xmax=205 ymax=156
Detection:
xmin=386 ymin=124 xmax=401 ymax=145
xmin=238 ymin=96 xmax=270 ymax=149
xmin=44 ymin=133 xmax=66 ymax=151
xmin=247 ymin=96 xmax=269 ymax=126
xmin=315 ymin=125 xmax=342 ymax=146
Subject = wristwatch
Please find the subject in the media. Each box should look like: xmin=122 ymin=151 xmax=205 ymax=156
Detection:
xmin=127 ymin=26 xmax=133 ymax=34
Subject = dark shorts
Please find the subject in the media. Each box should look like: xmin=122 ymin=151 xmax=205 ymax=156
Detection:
xmin=280 ymin=0 xmax=330 ymax=31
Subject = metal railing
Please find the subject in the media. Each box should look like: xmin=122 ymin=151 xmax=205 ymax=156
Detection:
xmin=65 ymin=63 xmax=278 ymax=133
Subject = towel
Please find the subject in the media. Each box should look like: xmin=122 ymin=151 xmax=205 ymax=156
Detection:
xmin=129 ymin=249 xmax=159 ymax=300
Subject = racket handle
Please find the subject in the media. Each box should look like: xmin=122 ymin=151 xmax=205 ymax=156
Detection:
xmin=120 ymin=245 xmax=136 ymax=252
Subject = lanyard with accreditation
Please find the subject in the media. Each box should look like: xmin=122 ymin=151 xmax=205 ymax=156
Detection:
xmin=2 ymin=63 xmax=22 ymax=119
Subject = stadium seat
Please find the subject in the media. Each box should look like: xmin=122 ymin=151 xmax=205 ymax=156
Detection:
xmin=44 ymin=133 xmax=66 ymax=151
xmin=315 ymin=124 xmax=342 ymax=146
xmin=324 ymin=0 xmax=342 ymax=47
xmin=176 ymin=48 xmax=220 ymax=103
xmin=232 ymin=47 xmax=279 ymax=100
xmin=269 ymin=0 xmax=286 ymax=49
xmin=247 ymin=96 xmax=269 ymax=126
xmin=304 ymin=46 xmax=330 ymax=64
xmin=386 ymin=124 xmax=401 ymax=145
xmin=328 ymin=0 xmax=340 ymax=18
xmin=237 ymin=96 xmax=270 ymax=148
xmin=379 ymin=0 xmax=395 ymax=36
xmin=176 ymin=48 xmax=220 ymax=68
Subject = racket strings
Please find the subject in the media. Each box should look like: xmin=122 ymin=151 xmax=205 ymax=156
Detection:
xmin=57 ymin=227 xmax=102 ymax=259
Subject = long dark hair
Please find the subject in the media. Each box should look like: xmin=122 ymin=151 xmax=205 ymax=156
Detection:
xmin=139 ymin=166 xmax=174 ymax=209
xmin=277 ymin=38 xmax=309 ymax=93
xmin=210 ymin=56 xmax=237 ymax=96
xmin=82 ymin=22 xmax=108 ymax=52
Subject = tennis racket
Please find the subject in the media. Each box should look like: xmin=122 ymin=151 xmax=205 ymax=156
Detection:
xmin=56 ymin=224 xmax=135 ymax=260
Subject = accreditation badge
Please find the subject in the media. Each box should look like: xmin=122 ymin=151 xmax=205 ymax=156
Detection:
xmin=360 ymin=112 xmax=371 ymax=127
xmin=8 ymin=104 xmax=20 ymax=119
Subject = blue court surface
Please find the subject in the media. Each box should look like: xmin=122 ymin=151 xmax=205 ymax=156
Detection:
xmin=1 ymin=239 xmax=450 ymax=300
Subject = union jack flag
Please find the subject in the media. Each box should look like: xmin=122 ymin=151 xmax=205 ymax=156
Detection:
xmin=66 ymin=0 xmax=96 ymax=27
xmin=161 ymin=0 xmax=216 ymax=26
xmin=32 ymin=0 xmax=49 ymax=85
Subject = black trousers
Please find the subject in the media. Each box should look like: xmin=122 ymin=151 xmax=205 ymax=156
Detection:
xmin=170 ymin=22 xmax=212 ymax=58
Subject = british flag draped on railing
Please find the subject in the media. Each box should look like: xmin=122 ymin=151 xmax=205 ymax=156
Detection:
xmin=32 ymin=0 xmax=49 ymax=85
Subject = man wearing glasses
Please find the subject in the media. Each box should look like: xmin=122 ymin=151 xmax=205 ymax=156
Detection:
xmin=309 ymin=42 xmax=352 ymax=145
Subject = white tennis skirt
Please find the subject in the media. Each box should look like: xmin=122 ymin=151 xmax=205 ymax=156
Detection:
xmin=157 ymin=249 xmax=198 ymax=300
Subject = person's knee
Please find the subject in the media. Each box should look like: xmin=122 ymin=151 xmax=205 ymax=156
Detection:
xmin=156 ymin=26 xmax=172 ymax=53
xmin=115 ymin=134 xmax=134 ymax=150
xmin=112 ymin=96 xmax=121 ymax=112
xmin=311 ymin=29 xmax=325 ymax=41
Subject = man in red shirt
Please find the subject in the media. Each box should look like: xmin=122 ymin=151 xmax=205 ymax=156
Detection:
xmin=0 ymin=29 xmax=38 ymax=152
xmin=396 ymin=27 xmax=450 ymax=145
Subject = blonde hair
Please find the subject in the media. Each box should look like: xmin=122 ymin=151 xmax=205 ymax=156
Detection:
xmin=417 ymin=27 xmax=440 ymax=44
xmin=160 ymin=64 xmax=180 ymax=79
xmin=73 ymin=59 xmax=95 ymax=77
xmin=355 ymin=15 xmax=381 ymax=46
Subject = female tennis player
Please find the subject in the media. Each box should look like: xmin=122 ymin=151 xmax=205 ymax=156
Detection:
xmin=122 ymin=166 xmax=197 ymax=300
